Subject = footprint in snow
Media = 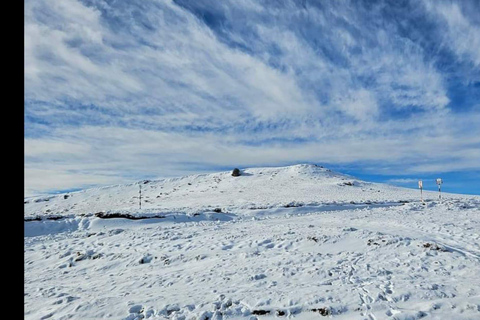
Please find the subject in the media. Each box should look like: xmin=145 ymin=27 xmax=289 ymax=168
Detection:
xmin=251 ymin=274 xmax=267 ymax=281
xmin=124 ymin=304 xmax=151 ymax=320
xmin=139 ymin=254 xmax=153 ymax=264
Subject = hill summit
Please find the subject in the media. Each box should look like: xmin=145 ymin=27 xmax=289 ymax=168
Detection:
xmin=24 ymin=164 xmax=444 ymax=219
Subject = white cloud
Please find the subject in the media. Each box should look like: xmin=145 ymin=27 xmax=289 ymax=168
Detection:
xmin=24 ymin=0 xmax=316 ymax=123
xmin=24 ymin=167 xmax=126 ymax=197
xmin=24 ymin=111 xmax=480 ymax=194
xmin=423 ymin=0 xmax=480 ymax=67
xmin=333 ymin=89 xmax=379 ymax=121
xmin=25 ymin=139 xmax=91 ymax=157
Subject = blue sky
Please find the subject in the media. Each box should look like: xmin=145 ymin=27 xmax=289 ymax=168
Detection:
xmin=24 ymin=0 xmax=480 ymax=196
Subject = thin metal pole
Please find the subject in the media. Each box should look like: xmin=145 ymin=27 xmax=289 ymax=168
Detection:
xmin=139 ymin=184 xmax=142 ymax=210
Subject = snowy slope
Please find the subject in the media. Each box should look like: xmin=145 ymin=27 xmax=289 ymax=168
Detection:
xmin=23 ymin=164 xmax=473 ymax=220
xmin=24 ymin=164 xmax=480 ymax=320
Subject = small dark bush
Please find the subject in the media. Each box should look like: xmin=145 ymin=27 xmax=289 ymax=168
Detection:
xmin=311 ymin=308 xmax=330 ymax=316
xmin=232 ymin=168 xmax=241 ymax=176
xmin=422 ymin=243 xmax=446 ymax=251
xmin=252 ymin=310 xmax=270 ymax=315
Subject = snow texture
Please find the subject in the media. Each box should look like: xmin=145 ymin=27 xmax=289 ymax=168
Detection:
xmin=24 ymin=164 xmax=480 ymax=319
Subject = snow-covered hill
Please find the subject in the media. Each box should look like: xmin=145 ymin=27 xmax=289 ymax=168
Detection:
xmin=24 ymin=164 xmax=480 ymax=320
xmin=23 ymin=164 xmax=473 ymax=220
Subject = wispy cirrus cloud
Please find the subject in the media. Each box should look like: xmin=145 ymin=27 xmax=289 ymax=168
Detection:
xmin=24 ymin=0 xmax=480 ymax=196
xmin=423 ymin=0 xmax=480 ymax=68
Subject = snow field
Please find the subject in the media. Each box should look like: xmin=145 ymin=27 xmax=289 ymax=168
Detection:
xmin=24 ymin=198 xmax=480 ymax=320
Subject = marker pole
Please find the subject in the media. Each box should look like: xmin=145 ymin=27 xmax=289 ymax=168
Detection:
xmin=139 ymin=184 xmax=142 ymax=210
xmin=418 ymin=180 xmax=424 ymax=204
xmin=436 ymin=178 xmax=442 ymax=200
